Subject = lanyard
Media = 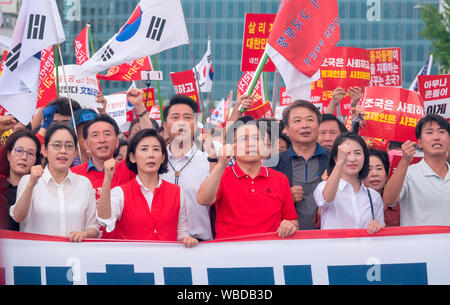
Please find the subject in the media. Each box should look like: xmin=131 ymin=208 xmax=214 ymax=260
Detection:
xmin=168 ymin=146 xmax=198 ymax=185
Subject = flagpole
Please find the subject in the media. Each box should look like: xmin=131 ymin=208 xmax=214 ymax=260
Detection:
xmin=271 ymin=69 xmax=280 ymax=117
xmin=53 ymin=45 xmax=59 ymax=96
xmin=151 ymin=56 xmax=164 ymax=124
xmin=188 ymin=40 xmax=206 ymax=123
xmin=87 ymin=23 xmax=102 ymax=93
xmin=239 ymin=52 xmax=269 ymax=112
xmin=56 ymin=44 xmax=84 ymax=163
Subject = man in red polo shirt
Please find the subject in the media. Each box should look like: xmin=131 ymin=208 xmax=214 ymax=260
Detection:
xmin=197 ymin=116 xmax=298 ymax=239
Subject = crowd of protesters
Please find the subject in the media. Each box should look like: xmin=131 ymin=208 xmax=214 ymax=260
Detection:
xmin=0 ymin=86 xmax=449 ymax=247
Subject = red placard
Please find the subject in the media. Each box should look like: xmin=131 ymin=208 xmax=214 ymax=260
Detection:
xmin=369 ymin=48 xmax=402 ymax=87
xmin=321 ymin=47 xmax=371 ymax=116
xmin=241 ymin=13 xmax=276 ymax=72
xmin=359 ymin=87 xmax=425 ymax=142
xmin=98 ymin=57 xmax=153 ymax=82
xmin=170 ymin=70 xmax=201 ymax=112
xmin=37 ymin=46 xmax=57 ymax=109
xmin=75 ymin=25 xmax=90 ymax=66
xmin=237 ymin=71 xmax=273 ymax=119
xmin=142 ymin=87 xmax=155 ymax=112
xmin=0 ymin=50 xmax=7 ymax=76
xmin=279 ymin=87 xmax=292 ymax=106
xmin=388 ymin=153 xmax=423 ymax=178
xmin=418 ymin=74 xmax=450 ymax=121
xmin=267 ymin=0 xmax=340 ymax=78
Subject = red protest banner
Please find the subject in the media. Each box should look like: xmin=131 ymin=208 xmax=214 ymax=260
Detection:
xmin=279 ymin=87 xmax=292 ymax=106
xmin=359 ymin=87 xmax=425 ymax=142
xmin=369 ymin=48 xmax=402 ymax=87
xmin=321 ymin=47 xmax=371 ymax=116
xmin=98 ymin=57 xmax=153 ymax=82
xmin=241 ymin=13 xmax=276 ymax=72
xmin=267 ymin=0 xmax=340 ymax=78
xmin=237 ymin=71 xmax=273 ymax=119
xmin=75 ymin=26 xmax=90 ymax=66
xmin=170 ymin=70 xmax=201 ymax=112
xmin=37 ymin=46 xmax=57 ymax=109
xmin=0 ymin=50 xmax=7 ymax=76
xmin=142 ymin=87 xmax=155 ymax=112
xmin=418 ymin=74 xmax=450 ymax=121
xmin=388 ymin=153 xmax=423 ymax=178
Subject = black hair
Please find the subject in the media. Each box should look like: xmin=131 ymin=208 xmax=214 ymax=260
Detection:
xmin=163 ymin=95 xmax=198 ymax=121
xmin=0 ymin=129 xmax=41 ymax=177
xmin=46 ymin=97 xmax=81 ymax=116
xmin=415 ymin=113 xmax=450 ymax=139
xmin=282 ymin=100 xmax=322 ymax=126
xmin=44 ymin=124 xmax=78 ymax=149
xmin=225 ymin=116 xmax=258 ymax=145
xmin=321 ymin=113 xmax=348 ymax=133
xmin=388 ymin=141 xmax=403 ymax=151
xmin=128 ymin=118 xmax=140 ymax=137
xmin=126 ymin=128 xmax=168 ymax=175
xmin=368 ymin=148 xmax=390 ymax=176
xmin=256 ymin=118 xmax=278 ymax=140
xmin=83 ymin=114 xmax=120 ymax=140
xmin=279 ymin=132 xmax=291 ymax=148
xmin=113 ymin=139 xmax=129 ymax=159
xmin=327 ymin=132 xmax=370 ymax=180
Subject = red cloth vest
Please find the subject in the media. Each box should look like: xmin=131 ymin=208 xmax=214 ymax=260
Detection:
xmin=112 ymin=178 xmax=181 ymax=241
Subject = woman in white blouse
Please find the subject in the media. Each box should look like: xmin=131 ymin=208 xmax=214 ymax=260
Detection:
xmin=11 ymin=124 xmax=99 ymax=241
xmin=314 ymin=132 xmax=385 ymax=233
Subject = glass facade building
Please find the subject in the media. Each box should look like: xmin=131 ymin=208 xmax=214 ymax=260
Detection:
xmin=56 ymin=0 xmax=440 ymax=103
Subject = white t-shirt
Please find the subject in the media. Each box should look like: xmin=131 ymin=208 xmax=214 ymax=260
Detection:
xmin=399 ymin=159 xmax=450 ymax=226
xmin=314 ymin=179 xmax=385 ymax=230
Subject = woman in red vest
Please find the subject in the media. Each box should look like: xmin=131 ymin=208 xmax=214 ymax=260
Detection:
xmin=97 ymin=128 xmax=198 ymax=248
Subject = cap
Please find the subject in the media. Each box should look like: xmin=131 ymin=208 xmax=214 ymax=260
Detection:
xmin=74 ymin=108 xmax=98 ymax=126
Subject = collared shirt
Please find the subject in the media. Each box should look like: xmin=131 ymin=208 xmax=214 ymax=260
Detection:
xmin=96 ymin=176 xmax=189 ymax=240
xmin=214 ymin=163 xmax=298 ymax=239
xmin=161 ymin=144 xmax=212 ymax=240
xmin=11 ymin=167 xmax=99 ymax=236
xmin=399 ymin=159 xmax=450 ymax=226
xmin=290 ymin=143 xmax=329 ymax=230
xmin=87 ymin=158 xmax=102 ymax=172
xmin=314 ymin=179 xmax=385 ymax=230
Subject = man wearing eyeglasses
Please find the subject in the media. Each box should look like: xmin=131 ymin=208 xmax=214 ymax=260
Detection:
xmin=197 ymin=116 xmax=298 ymax=239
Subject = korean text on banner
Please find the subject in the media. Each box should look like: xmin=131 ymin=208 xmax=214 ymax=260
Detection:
xmin=170 ymin=70 xmax=201 ymax=112
xmin=74 ymin=25 xmax=90 ymax=65
xmin=237 ymin=71 xmax=273 ymax=119
xmin=241 ymin=13 xmax=276 ymax=72
xmin=37 ymin=45 xmax=57 ymax=108
xmin=97 ymin=57 xmax=153 ymax=82
xmin=418 ymin=74 xmax=450 ymax=121
xmin=104 ymin=93 xmax=127 ymax=131
xmin=369 ymin=47 xmax=402 ymax=87
xmin=321 ymin=47 xmax=371 ymax=116
xmin=359 ymin=87 xmax=425 ymax=142
xmin=57 ymin=64 xmax=99 ymax=109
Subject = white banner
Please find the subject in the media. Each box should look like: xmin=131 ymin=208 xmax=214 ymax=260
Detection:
xmin=104 ymin=93 xmax=128 ymax=131
xmin=1 ymin=227 xmax=450 ymax=285
xmin=57 ymin=64 xmax=99 ymax=109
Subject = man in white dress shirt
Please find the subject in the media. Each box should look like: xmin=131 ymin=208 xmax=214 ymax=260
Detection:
xmin=160 ymin=95 xmax=218 ymax=241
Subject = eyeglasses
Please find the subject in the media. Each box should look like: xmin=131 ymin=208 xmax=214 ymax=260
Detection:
xmin=13 ymin=147 xmax=37 ymax=159
xmin=234 ymin=135 xmax=260 ymax=143
xmin=48 ymin=142 xmax=75 ymax=151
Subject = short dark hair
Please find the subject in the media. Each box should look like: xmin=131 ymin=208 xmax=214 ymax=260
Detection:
xmin=415 ymin=114 xmax=450 ymax=139
xmin=368 ymin=148 xmax=390 ymax=176
xmin=256 ymin=118 xmax=278 ymax=140
xmin=0 ymin=129 xmax=41 ymax=177
xmin=83 ymin=114 xmax=120 ymax=140
xmin=44 ymin=124 xmax=78 ymax=148
xmin=128 ymin=118 xmax=140 ymax=137
xmin=126 ymin=128 xmax=168 ymax=175
xmin=388 ymin=141 xmax=403 ymax=151
xmin=282 ymin=100 xmax=322 ymax=126
xmin=327 ymin=132 xmax=370 ymax=180
xmin=279 ymin=132 xmax=291 ymax=148
xmin=225 ymin=116 xmax=258 ymax=145
xmin=321 ymin=113 xmax=348 ymax=133
xmin=113 ymin=139 xmax=129 ymax=158
xmin=46 ymin=97 xmax=81 ymax=116
xmin=163 ymin=95 xmax=198 ymax=120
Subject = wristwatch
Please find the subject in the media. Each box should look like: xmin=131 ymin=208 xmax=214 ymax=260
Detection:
xmin=207 ymin=156 xmax=218 ymax=163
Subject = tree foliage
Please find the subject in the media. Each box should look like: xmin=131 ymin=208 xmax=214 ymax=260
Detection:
xmin=419 ymin=0 xmax=450 ymax=73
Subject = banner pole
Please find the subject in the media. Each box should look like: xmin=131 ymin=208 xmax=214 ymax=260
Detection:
xmin=87 ymin=23 xmax=102 ymax=93
xmin=271 ymin=69 xmax=280 ymax=117
xmin=56 ymin=44 xmax=83 ymax=163
xmin=53 ymin=45 xmax=59 ymax=96
xmin=151 ymin=56 xmax=164 ymax=124
xmin=239 ymin=52 xmax=269 ymax=112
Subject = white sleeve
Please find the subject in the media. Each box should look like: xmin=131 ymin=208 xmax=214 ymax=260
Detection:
xmin=96 ymin=186 xmax=124 ymax=233
xmin=313 ymin=181 xmax=333 ymax=209
xmin=83 ymin=180 xmax=100 ymax=233
xmin=371 ymin=189 xmax=386 ymax=227
xmin=177 ymin=189 xmax=189 ymax=241
xmin=9 ymin=174 xmax=31 ymax=222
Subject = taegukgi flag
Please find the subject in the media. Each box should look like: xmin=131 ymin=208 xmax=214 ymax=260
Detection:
xmin=0 ymin=0 xmax=65 ymax=124
xmin=194 ymin=39 xmax=214 ymax=93
xmin=265 ymin=0 xmax=340 ymax=101
xmin=80 ymin=0 xmax=189 ymax=75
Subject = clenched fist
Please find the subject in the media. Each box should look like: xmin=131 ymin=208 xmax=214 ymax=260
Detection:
xmin=104 ymin=158 xmax=117 ymax=180
xmin=291 ymin=185 xmax=304 ymax=202
xmin=401 ymin=140 xmax=416 ymax=165
xmin=29 ymin=165 xmax=44 ymax=186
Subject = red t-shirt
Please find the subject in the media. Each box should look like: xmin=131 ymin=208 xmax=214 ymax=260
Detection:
xmin=214 ymin=163 xmax=298 ymax=239
xmin=71 ymin=160 xmax=136 ymax=200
